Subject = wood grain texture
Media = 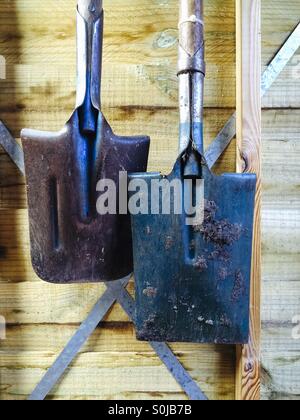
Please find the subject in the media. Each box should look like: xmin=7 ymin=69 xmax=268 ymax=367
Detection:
xmin=0 ymin=0 xmax=299 ymax=400
xmin=235 ymin=0 xmax=262 ymax=400
xmin=261 ymin=108 xmax=300 ymax=400
xmin=0 ymin=324 xmax=235 ymax=400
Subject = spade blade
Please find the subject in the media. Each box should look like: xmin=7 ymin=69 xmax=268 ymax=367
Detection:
xmin=130 ymin=161 xmax=256 ymax=344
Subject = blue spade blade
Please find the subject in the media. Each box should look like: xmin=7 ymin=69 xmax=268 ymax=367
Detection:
xmin=130 ymin=156 xmax=256 ymax=344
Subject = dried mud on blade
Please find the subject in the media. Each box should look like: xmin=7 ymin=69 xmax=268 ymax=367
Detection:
xmin=130 ymin=0 xmax=256 ymax=344
xmin=21 ymin=0 xmax=150 ymax=283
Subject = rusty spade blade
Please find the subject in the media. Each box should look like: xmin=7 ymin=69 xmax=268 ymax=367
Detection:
xmin=21 ymin=0 xmax=150 ymax=283
xmin=130 ymin=0 xmax=256 ymax=344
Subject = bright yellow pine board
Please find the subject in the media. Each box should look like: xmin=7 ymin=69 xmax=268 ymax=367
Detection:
xmin=0 ymin=0 xmax=300 ymax=400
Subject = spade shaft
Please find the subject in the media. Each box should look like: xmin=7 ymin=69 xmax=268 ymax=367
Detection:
xmin=77 ymin=0 xmax=102 ymax=134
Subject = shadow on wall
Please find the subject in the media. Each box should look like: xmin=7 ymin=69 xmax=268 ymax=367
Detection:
xmin=0 ymin=0 xmax=29 ymax=400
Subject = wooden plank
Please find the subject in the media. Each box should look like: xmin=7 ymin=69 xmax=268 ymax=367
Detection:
xmin=261 ymin=1 xmax=300 ymax=109
xmin=235 ymin=0 xmax=262 ymax=400
xmin=261 ymin=107 xmax=300 ymax=399
xmin=261 ymin=0 xmax=300 ymax=59
xmin=262 ymin=254 xmax=300 ymax=325
xmin=261 ymin=325 xmax=300 ymax=400
xmin=0 ymin=324 xmax=235 ymax=401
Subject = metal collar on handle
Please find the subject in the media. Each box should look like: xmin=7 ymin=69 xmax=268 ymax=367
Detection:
xmin=178 ymin=0 xmax=205 ymax=75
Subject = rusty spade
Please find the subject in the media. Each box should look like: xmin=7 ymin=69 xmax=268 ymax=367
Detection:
xmin=21 ymin=0 xmax=150 ymax=283
xmin=130 ymin=0 xmax=257 ymax=344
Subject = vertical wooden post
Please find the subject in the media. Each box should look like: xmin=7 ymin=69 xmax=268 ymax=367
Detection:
xmin=235 ymin=0 xmax=261 ymax=400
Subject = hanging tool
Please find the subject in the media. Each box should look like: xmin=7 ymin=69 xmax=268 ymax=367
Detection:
xmin=21 ymin=0 xmax=150 ymax=283
xmin=130 ymin=0 xmax=257 ymax=344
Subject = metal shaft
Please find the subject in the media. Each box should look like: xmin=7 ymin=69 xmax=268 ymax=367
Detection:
xmin=77 ymin=0 xmax=103 ymax=22
xmin=76 ymin=0 xmax=103 ymax=134
xmin=178 ymin=0 xmax=205 ymax=155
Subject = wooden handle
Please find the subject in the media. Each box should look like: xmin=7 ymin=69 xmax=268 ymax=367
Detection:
xmin=178 ymin=0 xmax=205 ymax=75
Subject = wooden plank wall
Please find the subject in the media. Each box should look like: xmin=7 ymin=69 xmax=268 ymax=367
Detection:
xmin=0 ymin=0 xmax=299 ymax=400
xmin=261 ymin=0 xmax=300 ymax=400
